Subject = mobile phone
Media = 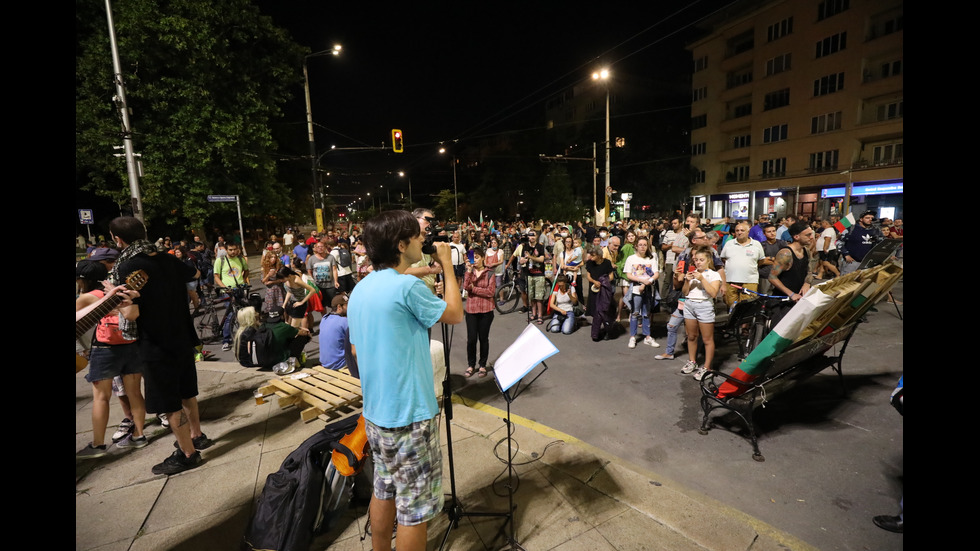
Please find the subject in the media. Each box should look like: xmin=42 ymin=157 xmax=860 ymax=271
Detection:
xmin=467 ymin=250 xmax=475 ymax=264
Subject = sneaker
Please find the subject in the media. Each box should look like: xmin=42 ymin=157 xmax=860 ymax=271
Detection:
xmin=157 ymin=413 xmax=170 ymax=428
xmin=76 ymin=443 xmax=108 ymax=459
xmin=643 ymin=336 xmax=660 ymax=348
xmin=692 ymin=366 xmax=709 ymax=381
xmin=151 ymin=449 xmax=203 ymax=475
xmin=117 ymin=435 xmax=148 ymax=449
xmin=112 ymin=418 xmax=135 ymax=442
xmin=174 ymin=433 xmax=214 ymax=451
xmin=221 ymin=342 xmax=232 ymax=351
xmin=680 ymin=360 xmax=698 ymax=374
xmin=628 ymin=336 xmax=637 ymax=349
xmin=654 ymin=353 xmax=674 ymax=360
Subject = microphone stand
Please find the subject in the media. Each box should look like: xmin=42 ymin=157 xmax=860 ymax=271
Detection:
xmin=436 ymin=273 xmax=512 ymax=551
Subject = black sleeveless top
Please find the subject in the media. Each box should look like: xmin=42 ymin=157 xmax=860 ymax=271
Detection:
xmin=777 ymin=246 xmax=809 ymax=295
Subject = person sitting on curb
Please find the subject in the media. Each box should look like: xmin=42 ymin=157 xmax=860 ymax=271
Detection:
xmin=319 ymin=294 xmax=356 ymax=376
xmin=263 ymin=306 xmax=311 ymax=374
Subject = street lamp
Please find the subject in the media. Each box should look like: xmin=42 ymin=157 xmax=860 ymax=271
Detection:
xmin=592 ymin=68 xmax=611 ymax=224
xmin=439 ymin=147 xmax=458 ymax=221
xmin=398 ymin=171 xmax=412 ymax=210
xmin=303 ymin=44 xmax=342 ymax=228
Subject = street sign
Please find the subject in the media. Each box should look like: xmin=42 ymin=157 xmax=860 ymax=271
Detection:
xmin=207 ymin=195 xmax=238 ymax=203
xmin=79 ymin=209 xmax=94 ymax=224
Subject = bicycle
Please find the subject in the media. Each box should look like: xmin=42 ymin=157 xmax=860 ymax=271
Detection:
xmin=494 ymin=265 xmax=524 ymax=314
xmin=725 ymin=285 xmax=790 ymax=359
xmin=196 ymin=284 xmax=251 ymax=344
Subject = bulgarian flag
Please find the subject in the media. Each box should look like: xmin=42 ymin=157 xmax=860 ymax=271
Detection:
xmin=834 ymin=213 xmax=855 ymax=233
xmin=716 ymin=286 xmax=836 ymax=399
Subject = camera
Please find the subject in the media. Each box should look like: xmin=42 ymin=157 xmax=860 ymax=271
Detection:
xmin=421 ymin=217 xmax=457 ymax=254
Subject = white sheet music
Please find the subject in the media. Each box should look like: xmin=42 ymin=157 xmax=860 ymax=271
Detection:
xmin=493 ymin=323 xmax=559 ymax=392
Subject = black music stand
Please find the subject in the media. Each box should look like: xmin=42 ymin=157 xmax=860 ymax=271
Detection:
xmin=488 ymin=323 xmax=559 ymax=550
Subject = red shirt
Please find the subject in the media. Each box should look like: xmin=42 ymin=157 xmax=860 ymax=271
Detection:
xmin=463 ymin=268 xmax=496 ymax=314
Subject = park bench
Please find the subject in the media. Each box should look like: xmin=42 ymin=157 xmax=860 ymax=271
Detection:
xmin=695 ymin=257 xmax=902 ymax=462
xmin=696 ymin=320 xmax=858 ymax=461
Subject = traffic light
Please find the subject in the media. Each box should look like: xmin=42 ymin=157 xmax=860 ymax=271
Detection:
xmin=392 ymin=129 xmax=404 ymax=153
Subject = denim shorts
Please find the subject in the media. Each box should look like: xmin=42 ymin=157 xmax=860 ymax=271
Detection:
xmin=682 ymin=299 xmax=716 ymax=323
xmin=365 ymin=417 xmax=443 ymax=526
xmin=85 ymin=344 xmax=143 ymax=383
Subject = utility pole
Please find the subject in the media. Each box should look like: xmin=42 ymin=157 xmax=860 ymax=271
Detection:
xmin=105 ymin=0 xmax=143 ymax=222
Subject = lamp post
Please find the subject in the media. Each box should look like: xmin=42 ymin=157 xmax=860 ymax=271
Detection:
xmin=399 ymin=171 xmax=412 ymax=210
xmin=439 ymin=147 xmax=459 ymax=221
xmin=592 ymin=68 xmax=610 ymax=224
xmin=303 ymin=44 xmax=342 ymax=228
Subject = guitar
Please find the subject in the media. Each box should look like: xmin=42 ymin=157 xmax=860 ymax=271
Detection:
xmin=75 ymin=270 xmax=148 ymax=372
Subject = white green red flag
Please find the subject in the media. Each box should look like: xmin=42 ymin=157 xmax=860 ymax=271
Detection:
xmin=834 ymin=213 xmax=855 ymax=233
xmin=716 ymin=285 xmax=836 ymax=398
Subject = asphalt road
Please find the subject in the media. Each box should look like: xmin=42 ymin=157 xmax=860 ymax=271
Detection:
xmin=445 ymin=283 xmax=904 ymax=551
xmin=233 ymin=260 xmax=903 ymax=551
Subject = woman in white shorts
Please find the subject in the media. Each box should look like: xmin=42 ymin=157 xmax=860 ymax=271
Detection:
xmin=681 ymin=246 xmax=722 ymax=381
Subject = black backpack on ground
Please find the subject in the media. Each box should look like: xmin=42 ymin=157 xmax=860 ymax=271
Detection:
xmin=237 ymin=324 xmax=280 ymax=369
xmin=252 ymin=325 xmax=280 ymax=368
xmin=242 ymin=416 xmax=369 ymax=551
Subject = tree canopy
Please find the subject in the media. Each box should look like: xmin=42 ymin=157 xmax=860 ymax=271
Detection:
xmin=76 ymin=0 xmax=308 ymax=231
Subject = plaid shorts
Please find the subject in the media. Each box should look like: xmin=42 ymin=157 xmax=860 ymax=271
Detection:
xmin=365 ymin=416 xmax=443 ymax=526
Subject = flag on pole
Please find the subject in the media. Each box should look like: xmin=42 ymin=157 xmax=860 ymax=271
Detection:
xmin=833 ymin=212 xmax=855 ymax=233
xmin=480 ymin=211 xmax=484 ymax=224
xmin=716 ymin=286 xmax=836 ymax=398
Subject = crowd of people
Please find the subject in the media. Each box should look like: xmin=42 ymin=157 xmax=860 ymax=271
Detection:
xmin=77 ymin=208 xmax=901 ymax=550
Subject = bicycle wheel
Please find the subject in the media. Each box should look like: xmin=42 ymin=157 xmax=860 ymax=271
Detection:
xmin=495 ymin=283 xmax=520 ymax=314
xmin=744 ymin=321 xmax=766 ymax=356
xmin=197 ymin=307 xmax=222 ymax=344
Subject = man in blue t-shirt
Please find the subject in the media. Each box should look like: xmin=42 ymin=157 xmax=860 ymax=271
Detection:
xmin=319 ymin=294 xmax=351 ymax=372
xmin=347 ymin=210 xmax=463 ymax=551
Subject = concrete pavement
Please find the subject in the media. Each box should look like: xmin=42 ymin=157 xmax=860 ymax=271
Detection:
xmin=75 ymin=357 xmax=817 ymax=551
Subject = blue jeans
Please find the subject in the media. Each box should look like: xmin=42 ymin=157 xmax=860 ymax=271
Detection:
xmin=629 ymin=293 xmax=650 ymax=337
xmin=665 ymin=307 xmax=684 ymax=355
xmin=549 ymin=312 xmax=575 ymax=334
xmin=221 ymin=303 xmax=235 ymax=344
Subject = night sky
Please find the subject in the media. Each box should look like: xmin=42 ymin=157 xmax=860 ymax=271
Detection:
xmin=258 ymin=1 xmax=739 ymax=173
xmin=78 ymin=1 xmax=742 ymax=234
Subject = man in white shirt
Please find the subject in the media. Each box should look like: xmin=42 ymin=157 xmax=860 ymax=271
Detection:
xmin=719 ymin=222 xmax=765 ymax=309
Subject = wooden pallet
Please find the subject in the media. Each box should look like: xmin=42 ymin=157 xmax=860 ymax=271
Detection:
xmin=254 ymin=366 xmax=362 ymax=423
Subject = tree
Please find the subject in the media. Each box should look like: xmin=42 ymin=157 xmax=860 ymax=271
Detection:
xmin=75 ymin=0 xmax=308 ymax=232
xmin=432 ymin=189 xmax=460 ymax=222
xmin=535 ymin=165 xmax=585 ymax=222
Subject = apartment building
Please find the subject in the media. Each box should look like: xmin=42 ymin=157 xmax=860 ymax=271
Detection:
xmin=687 ymin=0 xmax=903 ymax=222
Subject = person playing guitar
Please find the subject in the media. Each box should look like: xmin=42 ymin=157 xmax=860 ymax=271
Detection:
xmin=76 ymin=260 xmax=148 ymax=459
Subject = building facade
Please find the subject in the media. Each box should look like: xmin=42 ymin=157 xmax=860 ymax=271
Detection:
xmin=687 ymin=0 xmax=903 ymax=223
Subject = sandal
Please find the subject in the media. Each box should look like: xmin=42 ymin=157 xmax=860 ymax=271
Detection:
xmin=478 ymin=367 xmax=488 ymax=377
xmin=464 ymin=367 xmax=475 ymax=378
xmin=535 ymin=317 xmax=544 ymax=325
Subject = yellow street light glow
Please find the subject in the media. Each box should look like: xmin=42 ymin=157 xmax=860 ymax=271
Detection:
xmin=592 ymin=69 xmax=610 ymax=80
